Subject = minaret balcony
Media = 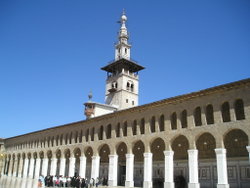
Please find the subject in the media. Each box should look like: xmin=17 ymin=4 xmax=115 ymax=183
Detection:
xmin=108 ymin=88 xmax=117 ymax=93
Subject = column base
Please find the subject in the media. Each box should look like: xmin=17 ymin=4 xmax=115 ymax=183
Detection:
xmin=108 ymin=180 xmax=117 ymax=186
xmin=217 ymin=184 xmax=229 ymax=188
xmin=164 ymin=182 xmax=174 ymax=188
xmin=143 ymin=181 xmax=152 ymax=188
xmin=125 ymin=181 xmax=134 ymax=187
xmin=188 ymin=183 xmax=200 ymax=188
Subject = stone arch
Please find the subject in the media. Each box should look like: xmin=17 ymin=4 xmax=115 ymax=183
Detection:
xmin=196 ymin=133 xmax=216 ymax=159
xmin=84 ymin=146 xmax=93 ymax=179
xmin=181 ymin=110 xmax=188 ymax=128
xmin=171 ymin=112 xmax=177 ymax=130
xmin=205 ymin=104 xmax=214 ymax=125
xmin=74 ymin=147 xmax=82 ymax=176
xmin=132 ymin=140 xmax=145 ymax=162
xmin=171 ymin=135 xmax=189 ymax=160
xmin=116 ymin=142 xmax=128 ymax=163
xmin=221 ymin=101 xmax=231 ymax=122
xmin=224 ymin=129 xmax=248 ymax=157
xmin=150 ymin=137 xmax=165 ymax=161
xmin=106 ymin=124 xmax=112 ymax=139
xmin=132 ymin=120 xmax=137 ymax=135
xmin=194 ymin=106 xmax=202 ymax=126
xmin=140 ymin=118 xmax=145 ymax=134
xmin=99 ymin=144 xmax=110 ymax=179
xmin=150 ymin=116 xmax=156 ymax=133
xmin=234 ymin=99 xmax=245 ymax=120
xmin=159 ymin=114 xmax=165 ymax=131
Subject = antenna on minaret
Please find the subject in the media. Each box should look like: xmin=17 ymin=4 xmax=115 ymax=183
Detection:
xmin=88 ymin=90 xmax=93 ymax=101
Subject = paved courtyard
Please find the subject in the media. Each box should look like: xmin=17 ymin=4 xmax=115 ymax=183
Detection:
xmin=0 ymin=176 xmax=39 ymax=188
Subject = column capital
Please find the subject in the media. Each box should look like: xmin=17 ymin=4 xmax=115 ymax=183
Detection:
xmin=126 ymin=153 xmax=134 ymax=158
xmin=215 ymin=148 xmax=226 ymax=155
xmin=164 ymin=150 xmax=174 ymax=156
xmin=188 ymin=149 xmax=198 ymax=155
xmin=143 ymin=152 xmax=152 ymax=158
xmin=246 ymin=146 xmax=250 ymax=153
xmin=109 ymin=154 xmax=118 ymax=158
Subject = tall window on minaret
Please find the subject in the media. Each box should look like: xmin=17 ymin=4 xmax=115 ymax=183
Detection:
xmin=125 ymin=48 xmax=127 ymax=54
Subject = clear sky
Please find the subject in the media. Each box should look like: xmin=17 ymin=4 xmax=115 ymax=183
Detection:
xmin=0 ymin=0 xmax=249 ymax=138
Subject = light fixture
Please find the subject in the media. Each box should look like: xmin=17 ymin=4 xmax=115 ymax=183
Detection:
xmin=204 ymin=142 xmax=207 ymax=145
xmin=234 ymin=138 xmax=238 ymax=142
xmin=157 ymin=145 xmax=160 ymax=148
xmin=178 ymin=144 xmax=181 ymax=147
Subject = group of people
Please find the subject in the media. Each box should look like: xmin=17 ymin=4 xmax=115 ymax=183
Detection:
xmin=38 ymin=175 xmax=108 ymax=188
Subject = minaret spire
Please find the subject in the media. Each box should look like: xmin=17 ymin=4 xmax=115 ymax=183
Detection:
xmin=115 ymin=10 xmax=131 ymax=60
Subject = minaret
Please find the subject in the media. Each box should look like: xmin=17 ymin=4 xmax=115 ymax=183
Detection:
xmin=101 ymin=11 xmax=145 ymax=110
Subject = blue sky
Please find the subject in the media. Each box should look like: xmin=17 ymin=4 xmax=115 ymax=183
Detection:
xmin=0 ymin=0 xmax=249 ymax=138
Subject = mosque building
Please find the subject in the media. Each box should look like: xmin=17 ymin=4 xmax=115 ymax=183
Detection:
xmin=0 ymin=11 xmax=250 ymax=188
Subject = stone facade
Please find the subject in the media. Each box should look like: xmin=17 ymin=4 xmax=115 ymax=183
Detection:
xmin=1 ymin=78 xmax=250 ymax=188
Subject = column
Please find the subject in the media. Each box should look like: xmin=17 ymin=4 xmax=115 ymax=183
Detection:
xmin=41 ymin=157 xmax=49 ymax=177
xmin=108 ymin=154 xmax=118 ymax=186
xmin=68 ymin=157 xmax=76 ymax=177
xmin=125 ymin=153 xmax=134 ymax=187
xmin=59 ymin=157 xmax=66 ymax=176
xmin=12 ymin=158 xmax=18 ymax=177
xmin=143 ymin=153 xmax=152 ymax=188
xmin=18 ymin=158 xmax=24 ymax=177
xmin=28 ymin=157 xmax=35 ymax=178
xmin=246 ymin=146 xmax=250 ymax=163
xmin=22 ymin=158 xmax=29 ymax=178
xmin=164 ymin=151 xmax=174 ymax=188
xmin=215 ymin=148 xmax=229 ymax=188
xmin=79 ymin=156 xmax=86 ymax=178
xmin=91 ymin=155 xmax=100 ymax=180
xmin=50 ymin=157 xmax=57 ymax=176
xmin=188 ymin=150 xmax=200 ymax=188
xmin=34 ymin=158 xmax=41 ymax=179
xmin=7 ymin=158 xmax=13 ymax=176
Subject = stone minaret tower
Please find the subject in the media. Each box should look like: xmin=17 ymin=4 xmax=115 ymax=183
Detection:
xmin=101 ymin=11 xmax=144 ymax=110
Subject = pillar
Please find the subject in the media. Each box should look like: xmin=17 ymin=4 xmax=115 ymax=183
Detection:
xmin=41 ymin=157 xmax=49 ymax=177
xmin=18 ymin=158 xmax=24 ymax=177
xmin=68 ymin=157 xmax=76 ymax=177
xmin=79 ymin=156 xmax=86 ymax=178
xmin=108 ymin=154 xmax=118 ymax=186
xmin=7 ymin=157 xmax=13 ymax=176
xmin=164 ymin=150 xmax=174 ymax=188
xmin=188 ymin=150 xmax=200 ymax=188
xmin=125 ymin=153 xmax=134 ymax=187
xmin=91 ymin=155 xmax=100 ymax=180
xmin=22 ymin=158 xmax=29 ymax=178
xmin=246 ymin=146 xmax=250 ymax=163
xmin=12 ymin=158 xmax=18 ymax=177
xmin=143 ymin=152 xmax=152 ymax=188
xmin=59 ymin=157 xmax=66 ymax=176
xmin=34 ymin=158 xmax=41 ymax=179
xmin=28 ymin=157 xmax=35 ymax=178
xmin=50 ymin=157 xmax=57 ymax=176
xmin=215 ymin=148 xmax=229 ymax=188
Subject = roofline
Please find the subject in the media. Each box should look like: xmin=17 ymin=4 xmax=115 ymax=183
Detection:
xmin=4 ymin=78 xmax=250 ymax=141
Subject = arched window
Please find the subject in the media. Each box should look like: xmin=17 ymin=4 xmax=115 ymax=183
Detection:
xmin=234 ymin=99 xmax=245 ymax=120
xmin=106 ymin=124 xmax=112 ymax=139
xmin=60 ymin=134 xmax=63 ymax=145
xmin=123 ymin=122 xmax=127 ymax=137
xmin=181 ymin=110 xmax=188 ymax=128
xmin=69 ymin=132 xmax=73 ymax=144
xmin=99 ymin=126 xmax=103 ymax=140
xmin=194 ymin=107 xmax=202 ymax=126
xmin=140 ymin=118 xmax=145 ymax=134
xmin=79 ymin=130 xmax=83 ymax=143
xmin=133 ymin=120 xmax=137 ymax=135
xmin=159 ymin=115 xmax=165 ymax=132
xmin=85 ymin=129 xmax=89 ymax=142
xmin=206 ymin=104 xmax=214 ymax=124
xmin=125 ymin=48 xmax=127 ymax=54
xmin=91 ymin=128 xmax=95 ymax=141
xmin=65 ymin=134 xmax=68 ymax=145
xmin=75 ymin=131 xmax=78 ymax=143
xmin=150 ymin=116 xmax=156 ymax=133
xmin=116 ymin=123 xmax=120 ymax=137
xmin=171 ymin=112 xmax=177 ymax=130
xmin=221 ymin=102 xmax=231 ymax=122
